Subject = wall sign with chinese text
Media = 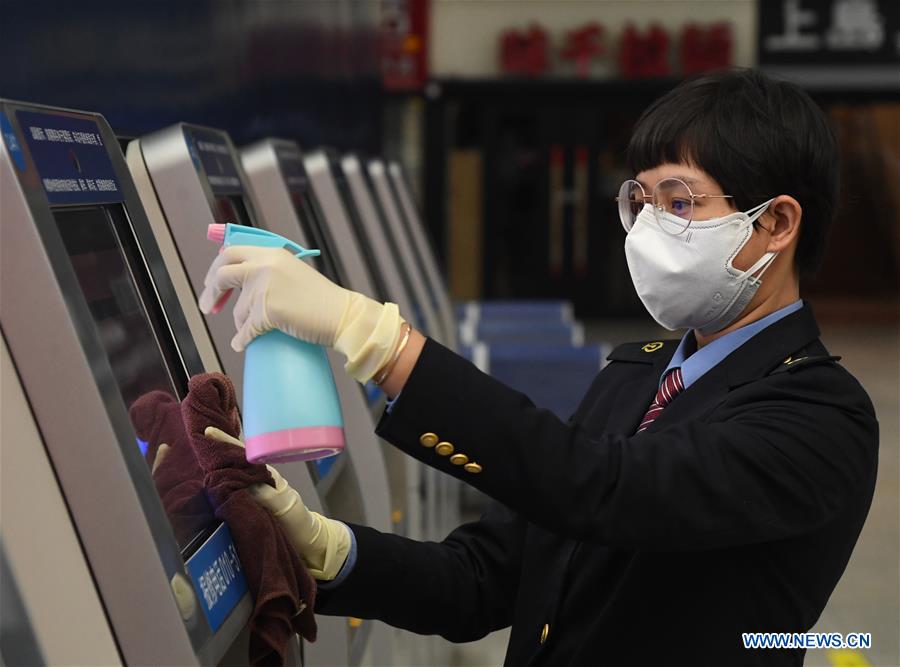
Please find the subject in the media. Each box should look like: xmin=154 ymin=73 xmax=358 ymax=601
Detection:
xmin=758 ymin=0 xmax=899 ymax=86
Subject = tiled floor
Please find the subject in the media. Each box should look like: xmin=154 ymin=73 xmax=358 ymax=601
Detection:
xmin=446 ymin=319 xmax=899 ymax=667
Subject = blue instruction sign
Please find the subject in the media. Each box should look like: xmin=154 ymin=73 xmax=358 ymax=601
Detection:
xmin=185 ymin=127 xmax=243 ymax=196
xmin=16 ymin=110 xmax=122 ymax=205
xmin=185 ymin=522 xmax=249 ymax=632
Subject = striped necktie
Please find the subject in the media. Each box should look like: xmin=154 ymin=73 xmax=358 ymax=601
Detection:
xmin=636 ymin=367 xmax=685 ymax=433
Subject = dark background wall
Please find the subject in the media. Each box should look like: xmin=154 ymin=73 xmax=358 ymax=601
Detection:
xmin=0 ymin=0 xmax=383 ymax=151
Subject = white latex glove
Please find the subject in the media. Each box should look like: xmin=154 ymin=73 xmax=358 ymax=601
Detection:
xmin=198 ymin=245 xmax=404 ymax=384
xmin=151 ymin=443 xmax=171 ymax=475
xmin=205 ymin=426 xmax=352 ymax=581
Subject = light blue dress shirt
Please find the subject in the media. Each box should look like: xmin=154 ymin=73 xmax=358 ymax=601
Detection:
xmin=324 ymin=300 xmax=804 ymax=589
xmin=661 ymin=300 xmax=803 ymax=389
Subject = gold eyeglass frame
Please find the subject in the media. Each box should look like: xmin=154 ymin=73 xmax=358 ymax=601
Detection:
xmin=616 ymin=178 xmax=734 ymax=235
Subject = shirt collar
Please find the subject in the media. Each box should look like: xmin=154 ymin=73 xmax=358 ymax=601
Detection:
xmin=663 ymin=300 xmax=804 ymax=389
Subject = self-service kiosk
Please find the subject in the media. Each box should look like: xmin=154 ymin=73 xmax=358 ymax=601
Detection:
xmin=239 ymin=139 xmax=413 ymax=542
xmin=365 ymin=159 xmax=449 ymax=347
xmin=330 ymin=152 xmax=455 ymax=667
xmin=336 ymin=154 xmax=423 ymax=336
xmin=125 ymin=124 xmax=391 ymax=666
xmin=0 ymin=100 xmax=253 ymax=665
xmin=387 ymin=162 xmax=460 ymax=352
xmin=300 ymin=149 xmax=437 ymax=544
xmin=332 ymin=153 xmax=458 ymax=544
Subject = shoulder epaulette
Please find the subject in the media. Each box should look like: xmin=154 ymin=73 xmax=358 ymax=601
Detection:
xmin=769 ymin=354 xmax=842 ymax=375
xmin=606 ymin=339 xmax=679 ymax=363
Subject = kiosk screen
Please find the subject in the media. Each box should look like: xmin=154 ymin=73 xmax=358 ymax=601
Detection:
xmin=289 ymin=191 xmax=342 ymax=283
xmin=212 ymin=195 xmax=253 ymax=228
xmin=270 ymin=143 xmax=343 ymax=282
xmin=54 ymin=203 xmax=217 ymax=551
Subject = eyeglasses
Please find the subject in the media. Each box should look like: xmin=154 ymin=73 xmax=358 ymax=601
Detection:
xmin=616 ymin=178 xmax=734 ymax=235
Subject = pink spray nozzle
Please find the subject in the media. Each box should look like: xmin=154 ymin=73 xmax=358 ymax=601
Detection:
xmin=206 ymin=223 xmax=232 ymax=314
xmin=207 ymin=223 xmax=227 ymax=244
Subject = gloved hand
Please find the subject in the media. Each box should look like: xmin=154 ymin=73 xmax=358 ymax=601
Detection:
xmin=205 ymin=426 xmax=352 ymax=581
xmin=198 ymin=245 xmax=405 ymax=384
xmin=151 ymin=443 xmax=171 ymax=475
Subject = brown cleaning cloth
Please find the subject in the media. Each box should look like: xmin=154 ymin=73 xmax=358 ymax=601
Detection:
xmin=182 ymin=373 xmax=317 ymax=666
xmin=129 ymin=391 xmax=212 ymax=547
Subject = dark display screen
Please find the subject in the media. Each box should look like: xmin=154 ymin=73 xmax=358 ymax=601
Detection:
xmin=54 ymin=204 xmax=216 ymax=552
xmin=55 ymin=206 xmax=180 ymax=405
xmin=331 ymin=165 xmax=390 ymax=303
xmin=187 ymin=127 xmax=243 ymax=195
xmin=212 ymin=195 xmax=253 ymax=228
xmin=289 ymin=191 xmax=342 ymax=282
xmin=272 ymin=144 xmax=342 ymax=282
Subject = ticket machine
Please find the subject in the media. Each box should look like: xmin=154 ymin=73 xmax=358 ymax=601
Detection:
xmin=387 ymin=161 xmax=460 ymax=351
xmin=298 ymin=145 xmax=450 ymax=667
xmin=366 ymin=159 xmax=449 ymax=347
xmin=125 ymin=124 xmax=390 ymax=665
xmin=333 ymin=153 xmax=462 ymax=544
xmin=336 ymin=154 xmax=424 ymax=336
xmin=0 ymin=100 xmax=253 ymax=665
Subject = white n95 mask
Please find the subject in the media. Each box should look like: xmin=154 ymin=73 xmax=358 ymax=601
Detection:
xmin=624 ymin=200 xmax=777 ymax=335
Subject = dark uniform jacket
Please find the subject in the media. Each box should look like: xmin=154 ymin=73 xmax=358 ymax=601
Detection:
xmin=316 ymin=302 xmax=878 ymax=666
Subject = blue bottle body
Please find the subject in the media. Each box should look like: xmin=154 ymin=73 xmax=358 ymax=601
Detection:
xmin=212 ymin=223 xmax=346 ymax=463
xmin=243 ymin=331 xmax=344 ymax=434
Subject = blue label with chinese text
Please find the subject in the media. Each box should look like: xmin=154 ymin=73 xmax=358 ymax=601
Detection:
xmin=184 ymin=522 xmax=249 ymax=632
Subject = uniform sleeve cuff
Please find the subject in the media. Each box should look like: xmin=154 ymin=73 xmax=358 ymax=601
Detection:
xmin=315 ymin=522 xmax=358 ymax=590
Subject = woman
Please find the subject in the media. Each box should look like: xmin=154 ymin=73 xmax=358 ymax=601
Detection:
xmin=200 ymin=69 xmax=878 ymax=666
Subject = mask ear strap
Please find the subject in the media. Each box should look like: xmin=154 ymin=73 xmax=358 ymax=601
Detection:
xmin=746 ymin=198 xmax=775 ymax=223
xmin=739 ymin=250 xmax=779 ymax=282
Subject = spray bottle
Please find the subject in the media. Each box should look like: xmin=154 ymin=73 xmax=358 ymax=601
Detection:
xmin=207 ymin=222 xmax=345 ymax=463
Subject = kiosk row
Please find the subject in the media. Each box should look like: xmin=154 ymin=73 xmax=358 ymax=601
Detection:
xmin=1 ymin=99 xmax=459 ymax=666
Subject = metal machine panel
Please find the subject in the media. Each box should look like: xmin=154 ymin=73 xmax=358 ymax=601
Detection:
xmin=1 ymin=335 xmax=120 ymax=666
xmin=0 ymin=99 xmax=252 ymax=665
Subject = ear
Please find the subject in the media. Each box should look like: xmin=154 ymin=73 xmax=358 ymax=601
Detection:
xmin=761 ymin=195 xmax=802 ymax=254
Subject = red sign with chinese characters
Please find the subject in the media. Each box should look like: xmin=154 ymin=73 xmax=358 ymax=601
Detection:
xmin=382 ymin=0 xmax=429 ymax=90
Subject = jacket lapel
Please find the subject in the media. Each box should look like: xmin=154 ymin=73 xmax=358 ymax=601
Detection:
xmin=642 ymin=301 xmax=822 ymax=432
xmin=603 ymin=351 xmax=676 ymax=436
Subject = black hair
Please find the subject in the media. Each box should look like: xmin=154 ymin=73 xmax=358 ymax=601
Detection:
xmin=626 ymin=68 xmax=839 ymax=277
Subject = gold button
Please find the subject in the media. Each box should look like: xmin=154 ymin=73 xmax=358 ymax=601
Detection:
xmin=348 ymin=617 xmax=363 ymax=629
xmin=419 ymin=432 xmax=439 ymax=448
xmin=540 ymin=623 xmax=549 ymax=644
xmin=464 ymin=462 xmax=482 ymax=474
xmin=391 ymin=510 xmax=403 ymax=524
xmin=435 ymin=442 xmax=454 ymax=456
xmin=449 ymin=453 xmax=468 ymax=465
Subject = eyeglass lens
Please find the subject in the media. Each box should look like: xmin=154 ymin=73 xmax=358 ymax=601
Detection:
xmin=618 ymin=180 xmax=645 ymax=231
xmin=652 ymin=178 xmax=693 ymax=234
xmin=619 ymin=178 xmax=697 ymax=234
